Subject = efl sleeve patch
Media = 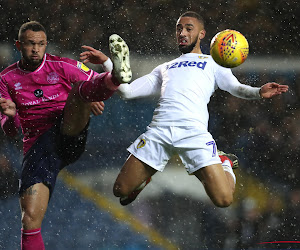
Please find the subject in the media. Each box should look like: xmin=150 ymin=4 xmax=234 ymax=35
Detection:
xmin=77 ymin=61 xmax=90 ymax=72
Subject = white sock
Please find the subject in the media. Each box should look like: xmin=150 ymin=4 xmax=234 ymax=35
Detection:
xmin=222 ymin=159 xmax=236 ymax=184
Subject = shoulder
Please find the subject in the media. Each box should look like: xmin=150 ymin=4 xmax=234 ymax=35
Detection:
xmin=45 ymin=53 xmax=77 ymax=65
xmin=204 ymin=54 xmax=231 ymax=70
xmin=201 ymin=54 xmax=234 ymax=77
xmin=195 ymin=54 xmax=218 ymax=66
xmin=1 ymin=62 xmax=18 ymax=77
xmin=45 ymin=53 xmax=91 ymax=72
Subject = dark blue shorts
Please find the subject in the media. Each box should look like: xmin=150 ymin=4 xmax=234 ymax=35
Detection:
xmin=19 ymin=121 xmax=88 ymax=197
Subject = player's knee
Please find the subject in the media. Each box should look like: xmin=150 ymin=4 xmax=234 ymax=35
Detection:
xmin=21 ymin=208 xmax=43 ymax=227
xmin=212 ymin=193 xmax=233 ymax=208
xmin=113 ymin=181 xmax=131 ymax=197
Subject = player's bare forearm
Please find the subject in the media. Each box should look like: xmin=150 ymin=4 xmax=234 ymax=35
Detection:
xmin=80 ymin=46 xmax=109 ymax=65
xmin=259 ymin=82 xmax=289 ymax=98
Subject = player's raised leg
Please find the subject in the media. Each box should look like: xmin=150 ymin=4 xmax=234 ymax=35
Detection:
xmin=62 ymin=73 xmax=120 ymax=136
xmin=194 ymin=151 xmax=238 ymax=207
xmin=62 ymin=34 xmax=132 ymax=137
xmin=113 ymin=154 xmax=156 ymax=206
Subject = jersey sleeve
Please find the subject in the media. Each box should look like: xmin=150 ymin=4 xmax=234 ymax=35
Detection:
xmin=215 ymin=65 xmax=261 ymax=99
xmin=0 ymin=76 xmax=12 ymax=100
xmin=117 ymin=64 xmax=162 ymax=100
xmin=0 ymin=113 xmax=20 ymax=137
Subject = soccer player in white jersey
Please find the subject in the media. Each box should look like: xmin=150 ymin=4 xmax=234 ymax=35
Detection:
xmin=84 ymin=11 xmax=288 ymax=207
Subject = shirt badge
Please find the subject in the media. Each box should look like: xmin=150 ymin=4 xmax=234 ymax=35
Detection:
xmin=198 ymin=56 xmax=209 ymax=59
xmin=137 ymin=139 xmax=146 ymax=149
xmin=47 ymin=72 xmax=60 ymax=84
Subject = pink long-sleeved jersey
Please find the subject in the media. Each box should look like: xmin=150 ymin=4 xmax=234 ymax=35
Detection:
xmin=0 ymin=53 xmax=96 ymax=154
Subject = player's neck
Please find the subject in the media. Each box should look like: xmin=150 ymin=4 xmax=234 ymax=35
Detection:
xmin=190 ymin=47 xmax=202 ymax=54
xmin=182 ymin=48 xmax=203 ymax=55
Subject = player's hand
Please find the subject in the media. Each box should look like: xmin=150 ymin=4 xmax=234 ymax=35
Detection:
xmin=0 ymin=98 xmax=17 ymax=117
xmin=259 ymin=82 xmax=289 ymax=99
xmin=80 ymin=46 xmax=109 ymax=65
xmin=90 ymin=101 xmax=105 ymax=116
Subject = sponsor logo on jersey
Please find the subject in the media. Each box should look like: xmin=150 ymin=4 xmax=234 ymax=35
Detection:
xmin=198 ymin=56 xmax=209 ymax=59
xmin=167 ymin=60 xmax=207 ymax=70
xmin=34 ymin=89 xmax=43 ymax=98
xmin=137 ymin=139 xmax=146 ymax=149
xmin=14 ymin=82 xmax=23 ymax=90
xmin=77 ymin=62 xmax=90 ymax=72
xmin=21 ymin=93 xmax=60 ymax=106
xmin=47 ymin=72 xmax=60 ymax=84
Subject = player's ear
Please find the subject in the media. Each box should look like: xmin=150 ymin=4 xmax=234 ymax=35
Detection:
xmin=15 ymin=40 xmax=21 ymax=51
xmin=199 ymin=29 xmax=206 ymax=40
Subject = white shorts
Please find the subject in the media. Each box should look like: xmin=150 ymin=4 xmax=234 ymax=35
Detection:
xmin=127 ymin=126 xmax=221 ymax=174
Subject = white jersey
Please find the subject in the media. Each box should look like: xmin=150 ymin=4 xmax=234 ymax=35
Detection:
xmin=118 ymin=53 xmax=260 ymax=129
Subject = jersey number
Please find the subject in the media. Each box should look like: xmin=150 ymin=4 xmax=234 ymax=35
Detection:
xmin=206 ymin=141 xmax=216 ymax=157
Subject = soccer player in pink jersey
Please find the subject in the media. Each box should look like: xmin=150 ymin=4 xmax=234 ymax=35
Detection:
xmin=0 ymin=21 xmax=131 ymax=250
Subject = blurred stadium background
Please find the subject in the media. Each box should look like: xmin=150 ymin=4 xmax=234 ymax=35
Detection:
xmin=1 ymin=0 xmax=300 ymax=249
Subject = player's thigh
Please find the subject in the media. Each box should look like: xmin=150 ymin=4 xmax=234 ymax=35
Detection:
xmin=20 ymin=183 xmax=50 ymax=229
xmin=175 ymin=127 xmax=220 ymax=174
xmin=127 ymin=126 xmax=173 ymax=172
xmin=114 ymin=154 xmax=157 ymax=195
xmin=56 ymin=121 xmax=89 ymax=165
xmin=61 ymin=81 xmax=91 ymax=136
xmin=194 ymin=164 xmax=232 ymax=205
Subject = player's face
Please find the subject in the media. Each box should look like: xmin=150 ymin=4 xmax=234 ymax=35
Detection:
xmin=16 ymin=30 xmax=47 ymax=70
xmin=176 ymin=16 xmax=205 ymax=54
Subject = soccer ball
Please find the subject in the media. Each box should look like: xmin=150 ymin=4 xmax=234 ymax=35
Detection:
xmin=210 ymin=29 xmax=249 ymax=68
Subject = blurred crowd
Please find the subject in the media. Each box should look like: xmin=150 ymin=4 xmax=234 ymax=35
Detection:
xmin=133 ymin=188 xmax=300 ymax=249
xmin=210 ymin=71 xmax=300 ymax=190
xmin=0 ymin=0 xmax=299 ymax=57
xmin=0 ymin=0 xmax=300 ymax=248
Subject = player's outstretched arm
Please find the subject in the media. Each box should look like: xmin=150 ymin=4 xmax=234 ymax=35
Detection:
xmin=259 ymin=82 xmax=289 ymax=99
xmin=80 ymin=46 xmax=109 ymax=65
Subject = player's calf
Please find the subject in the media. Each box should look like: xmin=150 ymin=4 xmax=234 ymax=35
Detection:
xmin=218 ymin=150 xmax=238 ymax=188
xmin=119 ymin=177 xmax=151 ymax=206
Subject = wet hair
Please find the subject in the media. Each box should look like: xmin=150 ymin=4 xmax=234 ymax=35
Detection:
xmin=18 ymin=21 xmax=46 ymax=41
xmin=179 ymin=11 xmax=205 ymax=28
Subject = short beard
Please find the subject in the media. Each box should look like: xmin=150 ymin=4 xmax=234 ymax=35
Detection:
xmin=22 ymin=55 xmax=43 ymax=69
xmin=178 ymin=39 xmax=197 ymax=54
